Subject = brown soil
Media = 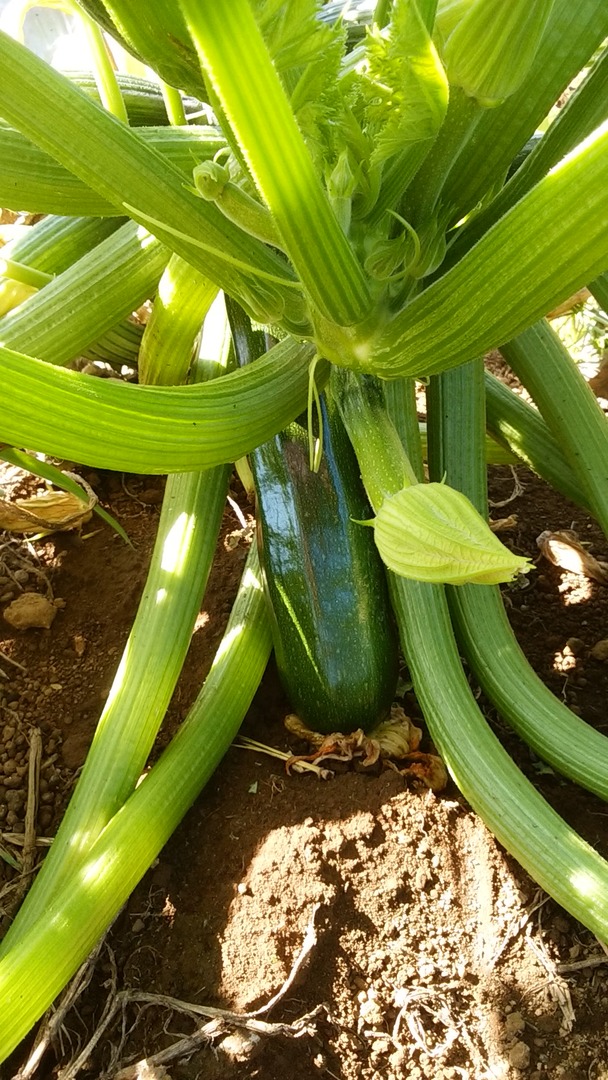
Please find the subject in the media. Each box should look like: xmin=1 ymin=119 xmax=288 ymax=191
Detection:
xmin=2 ymin=463 xmax=608 ymax=1080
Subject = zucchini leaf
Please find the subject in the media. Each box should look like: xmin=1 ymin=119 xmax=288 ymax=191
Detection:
xmin=373 ymin=481 xmax=531 ymax=585
xmin=363 ymin=0 xmax=448 ymax=171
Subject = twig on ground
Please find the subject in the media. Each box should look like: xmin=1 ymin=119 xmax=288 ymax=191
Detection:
xmin=557 ymin=954 xmax=608 ymax=973
xmin=22 ymin=728 xmax=42 ymax=878
xmin=0 ymin=648 xmax=26 ymax=673
xmin=489 ymin=465 xmax=525 ymax=508
xmin=489 ymin=889 xmax=549 ymax=966
xmin=525 ymin=908 xmax=575 ymax=1034
xmin=41 ymin=905 xmax=323 ymax=1080
xmin=57 ymin=947 xmax=119 ymax=1080
xmin=234 ymin=735 xmax=334 ymax=779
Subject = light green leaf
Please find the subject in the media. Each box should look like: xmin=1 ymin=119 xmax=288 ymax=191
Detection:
xmin=363 ymin=0 xmax=448 ymax=168
xmin=373 ymin=482 xmax=531 ymax=584
xmin=253 ymin=0 xmax=346 ymax=168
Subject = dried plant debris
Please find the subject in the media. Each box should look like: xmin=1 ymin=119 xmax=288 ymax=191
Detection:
xmin=0 ymin=475 xmax=97 ymax=535
xmin=536 ymin=528 xmax=608 ymax=584
xmin=284 ymin=707 xmax=448 ymax=791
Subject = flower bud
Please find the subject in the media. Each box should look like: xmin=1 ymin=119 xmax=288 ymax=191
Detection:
xmin=439 ymin=0 xmax=555 ymax=108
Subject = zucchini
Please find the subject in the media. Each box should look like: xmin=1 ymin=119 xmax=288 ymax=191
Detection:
xmin=227 ymin=301 xmax=398 ymax=733
xmin=253 ymin=395 xmax=399 ymax=734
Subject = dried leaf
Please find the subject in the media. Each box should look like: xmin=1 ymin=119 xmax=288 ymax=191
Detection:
xmin=284 ymin=705 xmax=422 ymax=770
xmin=536 ymin=529 xmax=608 ymax=585
xmin=0 ymin=476 xmax=96 ymax=533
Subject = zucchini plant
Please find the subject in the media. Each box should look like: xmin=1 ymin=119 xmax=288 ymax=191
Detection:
xmin=1 ymin=0 xmax=608 ymax=1058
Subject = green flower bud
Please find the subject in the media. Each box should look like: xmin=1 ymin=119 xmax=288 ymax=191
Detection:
xmin=372 ymin=482 xmax=532 ymax=585
xmin=192 ymin=160 xmax=230 ymax=201
xmin=440 ymin=0 xmax=555 ymax=108
xmin=327 ymin=150 xmax=357 ymax=235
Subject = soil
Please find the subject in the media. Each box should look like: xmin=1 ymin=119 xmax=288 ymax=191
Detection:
xmin=2 ymin=452 xmax=608 ymax=1080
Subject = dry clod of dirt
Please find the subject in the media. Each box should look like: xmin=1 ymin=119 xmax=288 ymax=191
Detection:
xmin=590 ymin=638 xmax=608 ymax=661
xmin=2 ymin=592 xmax=58 ymax=630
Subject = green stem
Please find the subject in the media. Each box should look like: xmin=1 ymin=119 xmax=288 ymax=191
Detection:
xmin=160 ymin=81 xmax=187 ymax=127
xmin=0 ymin=544 xmax=272 ymax=1059
xmin=330 ymin=367 xmax=417 ymax=506
xmin=588 ymin=270 xmax=608 ymax=313
xmin=180 ymin=0 xmax=373 ymax=327
xmin=0 ymin=257 xmax=52 ymax=289
xmin=391 ymin=576 xmax=608 ymax=942
xmin=372 ymin=118 xmax=608 ymax=378
xmin=72 ymin=0 xmax=129 ymax=123
xmin=500 ymin=319 xmax=608 ymax=539
xmin=0 ymin=303 xmax=232 ymax=952
xmin=0 ymin=221 xmax=168 ymax=366
xmin=0 ymin=31 xmax=304 ymax=330
xmin=484 ymin=369 xmax=592 ymax=513
xmin=403 ymin=86 xmax=482 ymax=226
xmin=138 ymin=255 xmax=218 ymax=386
xmin=427 ymin=358 xmax=608 ymax=801
xmin=383 ymin=377 xmax=425 ymax=482
xmin=445 ymin=43 xmax=608 ymax=268
xmin=332 ymin=354 xmax=608 ymax=940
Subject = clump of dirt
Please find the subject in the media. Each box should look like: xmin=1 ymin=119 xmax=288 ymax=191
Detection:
xmin=2 ymin=462 xmax=608 ymax=1080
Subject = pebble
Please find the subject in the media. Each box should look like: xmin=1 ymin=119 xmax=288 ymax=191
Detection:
xmin=565 ymin=637 xmax=586 ymax=656
xmin=590 ymin=639 xmax=608 ymax=661
xmin=504 ymin=1011 xmax=525 ymax=1038
xmin=3 ymin=593 xmax=57 ymax=630
xmin=508 ymin=1041 xmax=531 ymax=1070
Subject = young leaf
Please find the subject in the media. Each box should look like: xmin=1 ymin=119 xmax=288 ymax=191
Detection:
xmin=363 ymin=0 xmax=448 ymax=171
xmin=373 ymin=482 xmax=531 ymax=584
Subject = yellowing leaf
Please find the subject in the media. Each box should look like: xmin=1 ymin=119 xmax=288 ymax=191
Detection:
xmin=373 ymin=482 xmax=532 ymax=585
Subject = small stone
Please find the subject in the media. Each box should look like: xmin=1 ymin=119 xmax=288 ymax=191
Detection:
xmin=590 ymin=638 xmax=608 ymax=661
xmin=219 ymin=1031 xmax=261 ymax=1063
xmin=131 ymin=918 xmax=145 ymax=934
xmin=564 ymin=637 xmax=586 ymax=656
xmin=73 ymin=634 xmax=86 ymax=657
xmin=508 ymin=1041 xmax=531 ymax=1070
xmin=3 ymin=593 xmax=57 ymax=630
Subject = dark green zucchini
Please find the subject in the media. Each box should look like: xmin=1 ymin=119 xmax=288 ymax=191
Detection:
xmin=227 ymin=298 xmax=399 ymax=734
xmin=253 ymin=396 xmax=399 ymax=733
